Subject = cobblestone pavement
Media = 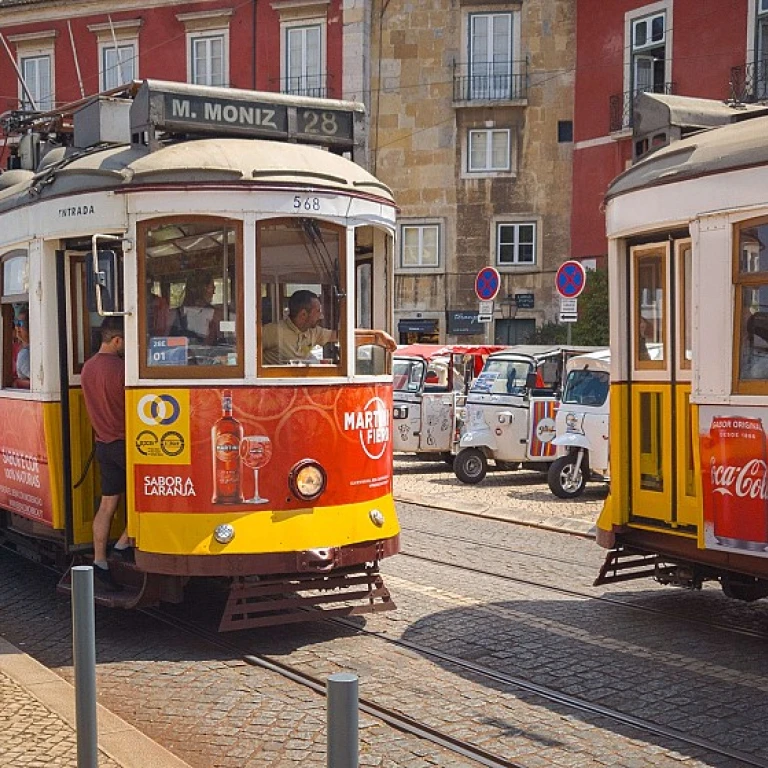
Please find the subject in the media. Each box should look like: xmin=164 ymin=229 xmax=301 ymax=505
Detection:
xmin=392 ymin=454 xmax=606 ymax=535
xmin=4 ymin=476 xmax=768 ymax=768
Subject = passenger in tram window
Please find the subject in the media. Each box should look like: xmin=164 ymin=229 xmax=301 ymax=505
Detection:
xmin=261 ymin=289 xmax=397 ymax=365
xmin=170 ymin=273 xmax=221 ymax=345
xmin=638 ymin=315 xmax=652 ymax=361
xmin=13 ymin=306 xmax=30 ymax=389
xmin=147 ymin=289 xmax=172 ymax=337
xmin=80 ymin=316 xmax=130 ymax=593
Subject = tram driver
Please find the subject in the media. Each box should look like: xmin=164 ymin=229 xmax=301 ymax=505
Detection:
xmin=261 ymin=289 xmax=396 ymax=365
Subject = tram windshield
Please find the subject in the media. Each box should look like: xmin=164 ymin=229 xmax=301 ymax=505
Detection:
xmin=562 ymin=369 xmax=609 ymax=406
xmin=393 ymin=358 xmax=425 ymax=392
xmin=471 ymin=358 xmax=533 ymax=395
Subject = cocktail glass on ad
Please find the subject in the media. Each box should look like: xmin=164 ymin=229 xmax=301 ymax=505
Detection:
xmin=240 ymin=435 xmax=273 ymax=504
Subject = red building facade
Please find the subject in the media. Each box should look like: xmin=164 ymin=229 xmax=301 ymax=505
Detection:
xmin=573 ymin=0 xmax=759 ymax=262
xmin=0 ymin=0 xmax=348 ymax=166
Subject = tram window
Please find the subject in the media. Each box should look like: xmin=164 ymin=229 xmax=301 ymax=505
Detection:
xmin=1 ymin=250 xmax=30 ymax=390
xmin=258 ymin=219 xmax=345 ymax=375
xmin=139 ymin=218 xmax=243 ymax=377
xmin=633 ymin=248 xmax=666 ymax=369
xmin=679 ymin=243 xmax=692 ymax=369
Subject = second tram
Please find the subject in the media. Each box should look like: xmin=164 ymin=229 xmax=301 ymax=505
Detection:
xmin=596 ymin=94 xmax=768 ymax=602
xmin=0 ymin=80 xmax=400 ymax=629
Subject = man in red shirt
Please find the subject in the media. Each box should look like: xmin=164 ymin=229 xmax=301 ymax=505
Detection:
xmin=81 ymin=316 xmax=130 ymax=592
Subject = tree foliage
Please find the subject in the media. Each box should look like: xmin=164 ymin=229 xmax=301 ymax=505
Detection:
xmin=530 ymin=267 xmax=610 ymax=346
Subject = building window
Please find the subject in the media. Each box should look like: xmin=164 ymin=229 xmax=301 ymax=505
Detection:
xmin=1 ymin=249 xmax=30 ymax=389
xmin=469 ymin=13 xmax=513 ymax=99
xmin=285 ymin=24 xmax=324 ymax=97
xmin=20 ymin=55 xmax=52 ymax=110
xmin=496 ymin=223 xmax=535 ymax=266
xmin=100 ymin=43 xmax=136 ymax=91
xmin=756 ymin=0 xmax=768 ymax=98
xmin=401 ymin=225 xmax=440 ymax=268
xmin=631 ymin=11 xmax=667 ymax=96
xmin=190 ymin=34 xmax=226 ymax=86
xmin=468 ymin=129 xmax=510 ymax=172
xmin=557 ymin=120 xmax=573 ymax=143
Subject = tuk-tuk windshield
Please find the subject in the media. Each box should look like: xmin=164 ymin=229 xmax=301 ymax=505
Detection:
xmin=471 ymin=358 xmax=533 ymax=395
xmin=393 ymin=358 xmax=426 ymax=392
xmin=562 ymin=368 xmax=609 ymax=406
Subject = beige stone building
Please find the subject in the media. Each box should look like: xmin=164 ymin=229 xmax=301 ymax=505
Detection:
xmin=366 ymin=0 xmax=575 ymax=345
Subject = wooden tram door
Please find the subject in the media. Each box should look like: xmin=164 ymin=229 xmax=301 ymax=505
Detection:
xmin=628 ymin=241 xmax=698 ymax=530
xmin=65 ymin=250 xmax=125 ymax=547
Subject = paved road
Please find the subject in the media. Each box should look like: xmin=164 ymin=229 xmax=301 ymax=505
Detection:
xmin=393 ymin=454 xmax=606 ymax=535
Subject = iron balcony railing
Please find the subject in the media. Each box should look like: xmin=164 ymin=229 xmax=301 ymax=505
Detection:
xmin=730 ymin=60 xmax=768 ymax=103
xmin=453 ymin=60 xmax=528 ymax=102
xmin=275 ymin=74 xmax=331 ymax=99
xmin=609 ymin=82 xmax=675 ymax=132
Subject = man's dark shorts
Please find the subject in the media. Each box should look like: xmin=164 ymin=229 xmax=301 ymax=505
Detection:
xmin=95 ymin=440 xmax=126 ymax=496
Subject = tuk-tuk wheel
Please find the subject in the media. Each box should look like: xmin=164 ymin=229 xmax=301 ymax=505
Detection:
xmin=548 ymin=454 xmax=587 ymax=498
xmin=454 ymin=448 xmax=488 ymax=484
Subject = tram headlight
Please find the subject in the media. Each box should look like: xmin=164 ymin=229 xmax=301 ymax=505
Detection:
xmin=213 ymin=524 xmax=235 ymax=544
xmin=289 ymin=459 xmax=327 ymax=501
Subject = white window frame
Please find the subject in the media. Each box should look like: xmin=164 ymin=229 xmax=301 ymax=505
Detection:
xmin=467 ymin=128 xmax=511 ymax=173
xmin=20 ymin=54 xmax=52 ymax=111
xmin=280 ymin=18 xmax=326 ymax=97
xmin=622 ymin=2 xmax=672 ymax=103
xmin=399 ymin=224 xmax=441 ymax=270
xmin=9 ymin=32 xmax=56 ymax=112
xmin=177 ymin=9 xmax=233 ymax=88
xmin=99 ymin=41 xmax=137 ymax=91
xmin=496 ymin=222 xmax=537 ymax=267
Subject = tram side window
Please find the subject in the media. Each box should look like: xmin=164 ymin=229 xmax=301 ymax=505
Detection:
xmin=258 ymin=219 xmax=344 ymax=374
xmin=140 ymin=218 xmax=242 ymax=376
xmin=633 ymin=248 xmax=666 ymax=368
xmin=1 ymin=250 xmax=30 ymax=390
xmin=736 ymin=219 xmax=768 ymax=388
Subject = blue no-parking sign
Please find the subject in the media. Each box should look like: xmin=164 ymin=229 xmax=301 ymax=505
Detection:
xmin=475 ymin=267 xmax=501 ymax=301
xmin=555 ymin=260 xmax=586 ymax=299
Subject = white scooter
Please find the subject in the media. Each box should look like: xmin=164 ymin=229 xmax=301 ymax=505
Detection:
xmin=548 ymin=349 xmax=611 ymax=498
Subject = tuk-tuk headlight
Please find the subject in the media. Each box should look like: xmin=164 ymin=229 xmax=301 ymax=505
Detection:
xmin=289 ymin=460 xmax=327 ymax=501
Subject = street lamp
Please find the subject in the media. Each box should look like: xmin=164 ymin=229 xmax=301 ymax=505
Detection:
xmin=497 ymin=294 xmax=518 ymax=320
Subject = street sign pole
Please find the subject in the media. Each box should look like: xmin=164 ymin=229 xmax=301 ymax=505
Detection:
xmin=475 ymin=267 xmax=501 ymax=346
xmin=555 ymin=261 xmax=586 ymax=344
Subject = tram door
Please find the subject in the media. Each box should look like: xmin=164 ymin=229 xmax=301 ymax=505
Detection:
xmin=66 ymin=249 xmax=125 ymax=546
xmin=628 ymin=240 xmax=698 ymax=529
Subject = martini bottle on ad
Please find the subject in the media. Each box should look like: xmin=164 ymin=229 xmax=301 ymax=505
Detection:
xmin=212 ymin=390 xmax=243 ymax=504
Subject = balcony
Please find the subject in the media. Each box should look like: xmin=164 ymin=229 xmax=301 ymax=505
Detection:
xmin=453 ymin=60 xmax=528 ymax=104
xmin=274 ymin=74 xmax=331 ymax=99
xmin=609 ymin=83 xmax=675 ymax=133
xmin=730 ymin=60 xmax=768 ymax=103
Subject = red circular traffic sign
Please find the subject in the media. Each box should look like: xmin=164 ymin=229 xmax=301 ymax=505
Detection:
xmin=555 ymin=260 xmax=587 ymax=299
xmin=475 ymin=267 xmax=501 ymax=301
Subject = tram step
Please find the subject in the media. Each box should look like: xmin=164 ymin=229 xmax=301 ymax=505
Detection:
xmin=593 ymin=548 xmax=659 ymax=586
xmin=219 ymin=567 xmax=396 ymax=631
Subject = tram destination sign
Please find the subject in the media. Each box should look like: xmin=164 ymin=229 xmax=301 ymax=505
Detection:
xmin=130 ymin=80 xmax=358 ymax=149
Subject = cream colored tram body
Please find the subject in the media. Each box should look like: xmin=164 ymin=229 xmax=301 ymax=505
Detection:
xmin=0 ymin=81 xmax=399 ymax=629
xmin=596 ymin=98 xmax=768 ymax=602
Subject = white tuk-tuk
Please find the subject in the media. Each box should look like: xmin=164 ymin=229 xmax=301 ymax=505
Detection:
xmin=548 ymin=349 xmax=611 ymax=498
xmin=393 ymin=344 xmax=504 ymax=460
xmin=453 ymin=346 xmax=601 ymax=484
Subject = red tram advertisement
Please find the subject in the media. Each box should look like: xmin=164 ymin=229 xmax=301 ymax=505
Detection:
xmin=596 ymin=93 xmax=768 ymax=603
xmin=0 ymin=80 xmax=400 ymax=629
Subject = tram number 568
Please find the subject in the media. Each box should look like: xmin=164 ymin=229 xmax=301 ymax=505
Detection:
xmin=293 ymin=196 xmax=321 ymax=211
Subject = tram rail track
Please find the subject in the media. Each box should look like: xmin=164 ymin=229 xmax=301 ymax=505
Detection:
xmin=401 ymin=550 xmax=768 ymax=641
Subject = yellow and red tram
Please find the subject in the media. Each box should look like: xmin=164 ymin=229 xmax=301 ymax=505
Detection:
xmin=596 ymin=95 xmax=768 ymax=602
xmin=0 ymin=80 xmax=399 ymax=629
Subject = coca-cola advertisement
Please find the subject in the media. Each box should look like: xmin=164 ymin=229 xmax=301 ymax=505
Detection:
xmin=700 ymin=408 xmax=768 ymax=555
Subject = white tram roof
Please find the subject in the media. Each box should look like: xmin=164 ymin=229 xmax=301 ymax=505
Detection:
xmin=605 ymin=112 xmax=768 ymax=203
xmin=0 ymin=137 xmax=394 ymax=214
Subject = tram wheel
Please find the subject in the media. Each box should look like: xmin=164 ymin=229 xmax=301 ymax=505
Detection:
xmin=721 ymin=574 xmax=768 ymax=602
xmin=548 ymin=454 xmax=587 ymax=499
xmin=454 ymin=448 xmax=488 ymax=484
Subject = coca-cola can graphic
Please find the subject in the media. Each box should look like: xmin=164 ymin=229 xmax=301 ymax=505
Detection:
xmin=701 ymin=416 xmax=768 ymax=551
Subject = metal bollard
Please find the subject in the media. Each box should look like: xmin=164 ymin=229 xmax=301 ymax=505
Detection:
xmin=72 ymin=566 xmax=99 ymax=768
xmin=327 ymin=672 xmax=359 ymax=768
